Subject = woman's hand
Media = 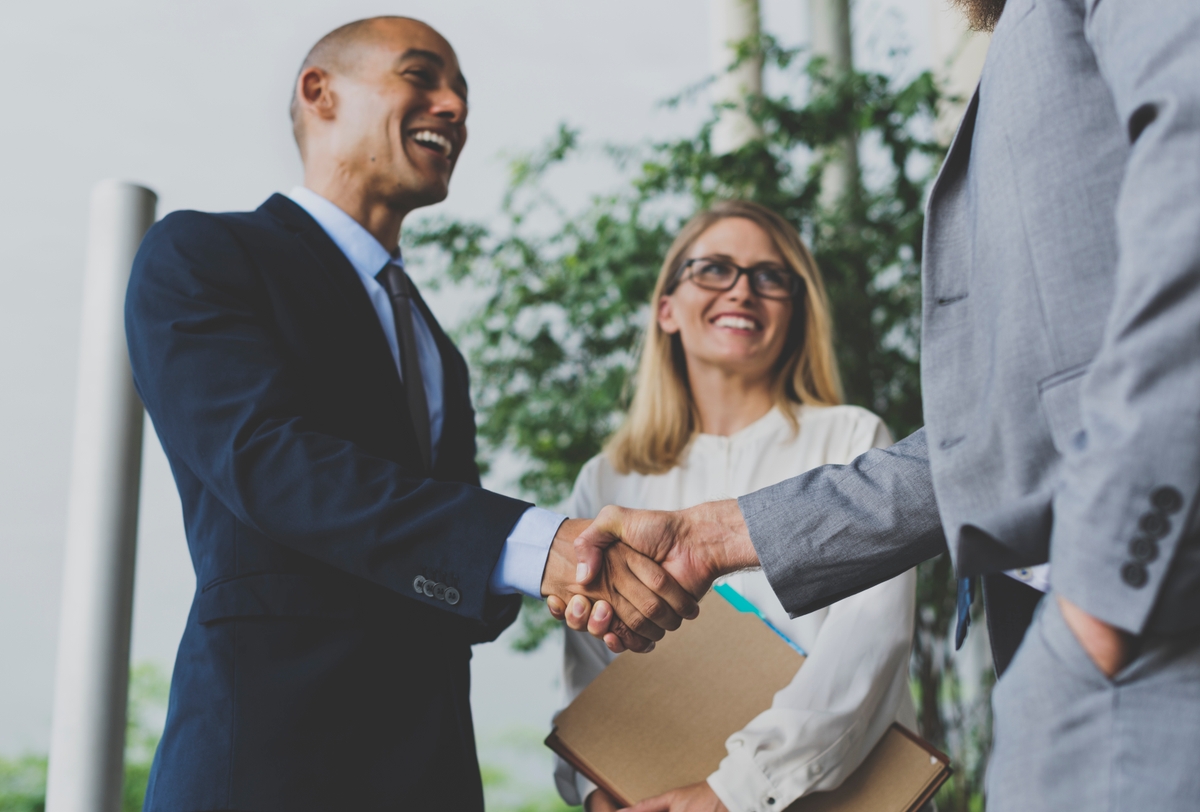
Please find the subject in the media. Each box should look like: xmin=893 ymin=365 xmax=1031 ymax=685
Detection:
xmin=586 ymin=788 xmax=623 ymax=812
xmin=624 ymin=781 xmax=728 ymax=812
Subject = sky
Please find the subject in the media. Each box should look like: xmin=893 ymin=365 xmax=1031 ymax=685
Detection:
xmin=0 ymin=0 xmax=942 ymax=797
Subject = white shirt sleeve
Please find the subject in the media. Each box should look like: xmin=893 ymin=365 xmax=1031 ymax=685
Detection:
xmin=707 ymin=570 xmax=918 ymax=812
xmin=553 ymin=458 xmax=618 ymax=806
xmin=487 ymin=506 xmax=565 ymax=597
xmin=708 ymin=410 xmax=916 ymax=812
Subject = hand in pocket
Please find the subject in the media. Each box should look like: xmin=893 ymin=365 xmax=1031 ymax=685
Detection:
xmin=1056 ymin=595 xmax=1134 ymax=678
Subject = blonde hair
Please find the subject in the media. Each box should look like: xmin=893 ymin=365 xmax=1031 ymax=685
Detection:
xmin=606 ymin=200 xmax=843 ymax=475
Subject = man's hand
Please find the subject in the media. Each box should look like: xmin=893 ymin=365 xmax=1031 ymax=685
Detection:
xmin=1057 ymin=594 xmax=1135 ymax=678
xmin=542 ymin=519 xmax=699 ymax=653
xmin=570 ymin=501 xmax=759 ymax=652
xmin=623 ymin=780 xmax=728 ymax=812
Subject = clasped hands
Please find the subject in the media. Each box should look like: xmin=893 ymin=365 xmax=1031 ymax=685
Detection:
xmin=541 ymin=501 xmax=1137 ymax=675
xmin=539 ymin=500 xmax=758 ymax=653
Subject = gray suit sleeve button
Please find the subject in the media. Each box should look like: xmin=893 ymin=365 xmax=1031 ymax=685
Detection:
xmin=433 ymin=583 xmax=447 ymax=601
xmin=1151 ymin=486 xmax=1184 ymax=514
xmin=1121 ymin=561 xmax=1148 ymax=588
xmin=1129 ymin=537 xmax=1159 ymax=563
xmin=444 ymin=587 xmax=460 ymax=606
xmin=413 ymin=576 xmax=426 ymax=594
xmin=1138 ymin=511 xmax=1170 ymax=538
xmin=423 ymin=580 xmax=437 ymax=598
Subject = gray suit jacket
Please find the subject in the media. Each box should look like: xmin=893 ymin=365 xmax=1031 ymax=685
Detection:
xmin=741 ymin=0 xmax=1200 ymax=636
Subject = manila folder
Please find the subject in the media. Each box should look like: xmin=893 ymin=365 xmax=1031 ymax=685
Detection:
xmin=546 ymin=592 xmax=950 ymax=811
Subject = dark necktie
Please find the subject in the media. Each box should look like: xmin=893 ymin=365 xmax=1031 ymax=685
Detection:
xmin=376 ymin=262 xmax=432 ymax=472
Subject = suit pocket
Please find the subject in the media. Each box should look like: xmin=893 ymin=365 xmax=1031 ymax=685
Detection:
xmin=197 ymin=572 xmax=358 ymax=624
xmin=1038 ymin=363 xmax=1089 ymax=455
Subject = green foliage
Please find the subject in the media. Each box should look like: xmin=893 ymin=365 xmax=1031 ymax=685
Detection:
xmin=0 ymin=662 xmax=170 ymax=812
xmin=409 ymin=39 xmax=941 ymax=507
xmin=411 ymin=31 xmax=989 ymax=812
xmin=480 ymin=729 xmax=581 ymax=812
xmin=0 ymin=755 xmax=46 ymax=812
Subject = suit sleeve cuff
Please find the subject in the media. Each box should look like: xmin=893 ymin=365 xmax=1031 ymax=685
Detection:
xmin=488 ymin=507 xmax=565 ymax=597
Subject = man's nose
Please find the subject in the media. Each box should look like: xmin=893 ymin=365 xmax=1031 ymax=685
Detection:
xmin=430 ymin=87 xmax=467 ymax=123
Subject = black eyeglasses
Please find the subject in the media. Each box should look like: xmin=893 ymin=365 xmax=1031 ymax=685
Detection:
xmin=669 ymin=257 xmax=804 ymax=300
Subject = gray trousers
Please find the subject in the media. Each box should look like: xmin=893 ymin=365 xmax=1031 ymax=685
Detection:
xmin=988 ymin=593 xmax=1200 ymax=810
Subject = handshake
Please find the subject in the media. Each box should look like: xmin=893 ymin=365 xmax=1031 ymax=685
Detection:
xmin=538 ymin=500 xmax=760 ymax=653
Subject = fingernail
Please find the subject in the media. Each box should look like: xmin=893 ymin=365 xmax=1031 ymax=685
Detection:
xmin=595 ymin=603 xmax=610 ymax=622
xmin=570 ymin=597 xmax=586 ymax=618
xmin=645 ymin=642 xmax=655 ymax=653
xmin=576 ymin=563 xmax=589 ymax=582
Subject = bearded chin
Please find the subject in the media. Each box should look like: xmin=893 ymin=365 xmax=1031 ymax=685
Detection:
xmin=953 ymin=0 xmax=1007 ymax=31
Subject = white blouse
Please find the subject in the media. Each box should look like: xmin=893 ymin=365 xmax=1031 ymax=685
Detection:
xmin=554 ymin=405 xmax=918 ymax=812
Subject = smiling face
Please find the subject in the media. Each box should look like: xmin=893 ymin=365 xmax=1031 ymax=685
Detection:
xmin=297 ymin=18 xmax=468 ymax=215
xmin=658 ymin=217 xmax=796 ymax=384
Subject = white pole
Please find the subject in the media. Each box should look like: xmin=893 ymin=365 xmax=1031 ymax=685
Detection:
xmin=46 ymin=181 xmax=157 ymax=812
xmin=710 ymin=0 xmax=763 ymax=154
xmin=808 ymin=0 xmax=859 ymax=205
xmin=808 ymin=0 xmax=852 ymax=71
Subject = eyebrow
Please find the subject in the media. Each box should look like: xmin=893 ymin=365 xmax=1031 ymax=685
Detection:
xmin=396 ymin=48 xmax=469 ymax=96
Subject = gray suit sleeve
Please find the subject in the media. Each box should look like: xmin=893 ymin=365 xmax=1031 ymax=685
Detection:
xmin=738 ymin=428 xmax=947 ymax=618
xmin=1049 ymin=1 xmax=1200 ymax=633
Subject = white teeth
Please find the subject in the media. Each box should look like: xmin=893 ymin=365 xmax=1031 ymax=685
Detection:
xmin=411 ymin=130 xmax=452 ymax=156
xmin=713 ymin=315 xmax=760 ymax=331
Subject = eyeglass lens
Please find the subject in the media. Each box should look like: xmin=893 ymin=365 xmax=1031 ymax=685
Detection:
xmin=686 ymin=259 xmax=799 ymax=299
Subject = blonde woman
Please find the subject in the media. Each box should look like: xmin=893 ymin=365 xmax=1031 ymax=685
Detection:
xmin=553 ymin=201 xmax=918 ymax=812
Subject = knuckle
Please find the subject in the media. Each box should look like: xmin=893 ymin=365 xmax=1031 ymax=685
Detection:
xmin=630 ymin=615 xmax=664 ymax=641
xmin=639 ymin=595 xmax=672 ymax=623
xmin=623 ymin=633 xmax=651 ymax=653
xmin=645 ymin=568 xmax=668 ymax=592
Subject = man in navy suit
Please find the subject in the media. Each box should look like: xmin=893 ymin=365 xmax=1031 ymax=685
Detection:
xmin=125 ymin=17 xmax=697 ymax=811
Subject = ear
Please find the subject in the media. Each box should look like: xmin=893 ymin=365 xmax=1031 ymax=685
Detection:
xmin=298 ymin=66 xmax=337 ymax=122
xmin=657 ymin=295 xmax=680 ymax=335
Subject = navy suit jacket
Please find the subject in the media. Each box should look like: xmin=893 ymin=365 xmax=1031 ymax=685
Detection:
xmin=125 ymin=194 xmax=530 ymax=811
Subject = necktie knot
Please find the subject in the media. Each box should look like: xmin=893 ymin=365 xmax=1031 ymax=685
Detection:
xmin=376 ymin=262 xmax=412 ymax=299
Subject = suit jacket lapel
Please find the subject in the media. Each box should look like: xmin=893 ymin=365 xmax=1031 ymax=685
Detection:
xmin=259 ymin=194 xmax=411 ymax=424
xmin=261 ymin=194 xmax=470 ymax=477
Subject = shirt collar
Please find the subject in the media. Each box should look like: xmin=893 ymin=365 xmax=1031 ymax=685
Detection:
xmin=287 ymin=186 xmax=402 ymax=277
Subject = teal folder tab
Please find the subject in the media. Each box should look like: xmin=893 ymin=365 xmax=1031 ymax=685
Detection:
xmin=713 ymin=582 xmax=807 ymax=656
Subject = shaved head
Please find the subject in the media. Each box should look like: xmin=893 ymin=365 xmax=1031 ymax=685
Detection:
xmin=288 ymin=15 xmax=468 ymax=241
xmin=290 ymin=16 xmax=451 ymax=152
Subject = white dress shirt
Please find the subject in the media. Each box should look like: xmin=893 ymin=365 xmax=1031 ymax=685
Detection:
xmin=555 ymin=405 xmax=919 ymax=812
xmin=287 ymin=188 xmax=562 ymax=598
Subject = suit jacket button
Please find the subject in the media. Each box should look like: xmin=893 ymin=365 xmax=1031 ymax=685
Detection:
xmin=1121 ymin=561 xmax=1148 ymax=588
xmin=445 ymin=587 xmax=461 ymax=606
xmin=423 ymin=580 xmax=437 ymax=598
xmin=434 ymin=583 xmax=447 ymax=601
xmin=1129 ymin=537 xmax=1159 ymax=563
xmin=1138 ymin=511 xmax=1169 ymax=538
xmin=1151 ymin=486 xmax=1184 ymax=514
xmin=413 ymin=576 xmax=426 ymax=594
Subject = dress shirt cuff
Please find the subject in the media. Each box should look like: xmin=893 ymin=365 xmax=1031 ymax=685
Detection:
xmin=488 ymin=507 xmax=565 ymax=598
xmin=577 ymin=776 xmax=600 ymax=808
xmin=708 ymin=743 xmax=799 ymax=812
